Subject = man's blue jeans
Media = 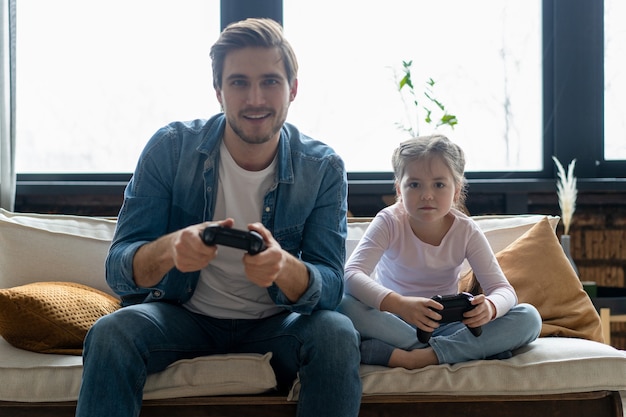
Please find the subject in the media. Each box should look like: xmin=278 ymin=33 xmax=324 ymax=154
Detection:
xmin=75 ymin=302 xmax=362 ymax=417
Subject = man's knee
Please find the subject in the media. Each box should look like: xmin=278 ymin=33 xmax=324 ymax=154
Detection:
xmin=84 ymin=309 xmax=127 ymax=352
xmin=310 ymin=310 xmax=360 ymax=353
xmin=84 ymin=306 xmax=152 ymax=356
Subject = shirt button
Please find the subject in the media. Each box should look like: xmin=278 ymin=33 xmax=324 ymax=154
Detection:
xmin=152 ymin=290 xmax=162 ymax=297
xmin=265 ymin=207 xmax=271 ymax=212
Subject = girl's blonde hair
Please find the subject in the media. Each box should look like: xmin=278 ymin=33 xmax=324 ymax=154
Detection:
xmin=391 ymin=134 xmax=468 ymax=209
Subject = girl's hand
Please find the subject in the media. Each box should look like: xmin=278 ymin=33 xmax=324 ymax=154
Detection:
xmin=380 ymin=293 xmax=444 ymax=333
xmin=463 ymin=294 xmax=496 ymax=328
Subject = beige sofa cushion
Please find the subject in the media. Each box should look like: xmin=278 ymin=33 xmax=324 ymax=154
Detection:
xmin=0 ymin=337 xmax=277 ymax=402
xmin=289 ymin=337 xmax=626 ymax=400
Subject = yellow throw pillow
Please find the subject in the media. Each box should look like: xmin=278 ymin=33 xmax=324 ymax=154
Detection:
xmin=0 ymin=282 xmax=120 ymax=355
xmin=460 ymin=217 xmax=603 ymax=343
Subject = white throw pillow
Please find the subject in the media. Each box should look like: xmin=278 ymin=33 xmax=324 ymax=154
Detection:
xmin=347 ymin=214 xmax=559 ymax=258
xmin=0 ymin=209 xmax=117 ymax=296
xmin=460 ymin=214 xmax=560 ymax=276
xmin=471 ymin=214 xmax=560 ymax=252
xmin=346 ymin=220 xmax=372 ymax=261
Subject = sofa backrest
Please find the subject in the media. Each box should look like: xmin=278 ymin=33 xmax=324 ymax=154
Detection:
xmin=346 ymin=214 xmax=560 ymax=275
xmin=0 ymin=209 xmax=559 ymax=297
xmin=0 ymin=209 xmax=117 ymax=295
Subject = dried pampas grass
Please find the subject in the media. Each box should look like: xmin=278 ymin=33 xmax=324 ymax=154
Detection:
xmin=552 ymin=156 xmax=577 ymax=235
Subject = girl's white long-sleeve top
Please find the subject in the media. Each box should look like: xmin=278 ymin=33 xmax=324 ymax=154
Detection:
xmin=344 ymin=203 xmax=517 ymax=319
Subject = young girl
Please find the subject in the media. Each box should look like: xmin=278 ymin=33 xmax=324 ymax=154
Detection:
xmin=338 ymin=134 xmax=542 ymax=369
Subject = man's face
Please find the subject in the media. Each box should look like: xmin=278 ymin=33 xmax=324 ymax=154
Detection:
xmin=216 ymin=47 xmax=297 ymax=145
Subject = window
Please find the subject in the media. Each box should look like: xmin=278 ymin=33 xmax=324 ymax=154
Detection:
xmin=16 ymin=0 xmax=220 ymax=173
xmin=12 ymin=0 xmax=626 ymax=181
xmin=604 ymin=0 xmax=626 ymax=160
xmin=284 ymin=0 xmax=542 ymax=173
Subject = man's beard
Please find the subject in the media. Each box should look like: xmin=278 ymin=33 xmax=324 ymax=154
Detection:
xmin=227 ymin=108 xmax=287 ymax=145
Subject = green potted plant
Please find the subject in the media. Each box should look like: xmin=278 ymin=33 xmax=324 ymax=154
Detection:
xmin=395 ymin=60 xmax=458 ymax=136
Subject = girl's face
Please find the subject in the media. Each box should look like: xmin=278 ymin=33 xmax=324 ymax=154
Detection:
xmin=397 ymin=156 xmax=459 ymax=224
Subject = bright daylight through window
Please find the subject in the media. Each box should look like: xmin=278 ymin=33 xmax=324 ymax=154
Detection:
xmin=18 ymin=1 xmax=544 ymax=173
xmin=16 ymin=0 xmax=220 ymax=173
xmin=284 ymin=0 xmax=542 ymax=172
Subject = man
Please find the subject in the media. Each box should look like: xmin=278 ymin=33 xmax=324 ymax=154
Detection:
xmin=75 ymin=18 xmax=362 ymax=417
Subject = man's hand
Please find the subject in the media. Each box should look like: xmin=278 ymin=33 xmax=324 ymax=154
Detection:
xmin=132 ymin=218 xmax=233 ymax=288
xmin=244 ymin=223 xmax=310 ymax=302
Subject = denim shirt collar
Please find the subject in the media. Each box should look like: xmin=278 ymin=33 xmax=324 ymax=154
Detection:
xmin=197 ymin=114 xmax=295 ymax=186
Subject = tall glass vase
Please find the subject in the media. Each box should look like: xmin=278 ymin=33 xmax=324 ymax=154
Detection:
xmin=560 ymin=234 xmax=579 ymax=276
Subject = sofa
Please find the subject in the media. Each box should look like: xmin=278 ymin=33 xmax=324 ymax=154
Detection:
xmin=1 ymin=208 xmax=626 ymax=417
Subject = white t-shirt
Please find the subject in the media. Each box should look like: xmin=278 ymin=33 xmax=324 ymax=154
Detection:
xmin=184 ymin=142 xmax=281 ymax=319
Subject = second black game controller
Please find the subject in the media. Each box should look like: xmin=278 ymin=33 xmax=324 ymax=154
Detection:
xmin=200 ymin=225 xmax=267 ymax=255
xmin=416 ymin=292 xmax=483 ymax=343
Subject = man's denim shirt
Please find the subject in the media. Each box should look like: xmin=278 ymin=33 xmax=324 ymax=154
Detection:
xmin=106 ymin=114 xmax=348 ymax=315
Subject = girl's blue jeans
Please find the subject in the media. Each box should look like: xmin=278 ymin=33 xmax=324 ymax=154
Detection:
xmin=75 ymin=302 xmax=362 ymax=417
xmin=338 ymin=294 xmax=542 ymax=365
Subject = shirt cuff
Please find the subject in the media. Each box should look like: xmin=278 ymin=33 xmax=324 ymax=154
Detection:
xmin=270 ymin=263 xmax=322 ymax=314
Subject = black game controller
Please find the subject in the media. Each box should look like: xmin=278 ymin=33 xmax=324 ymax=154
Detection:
xmin=416 ymin=292 xmax=483 ymax=343
xmin=200 ymin=226 xmax=267 ymax=255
